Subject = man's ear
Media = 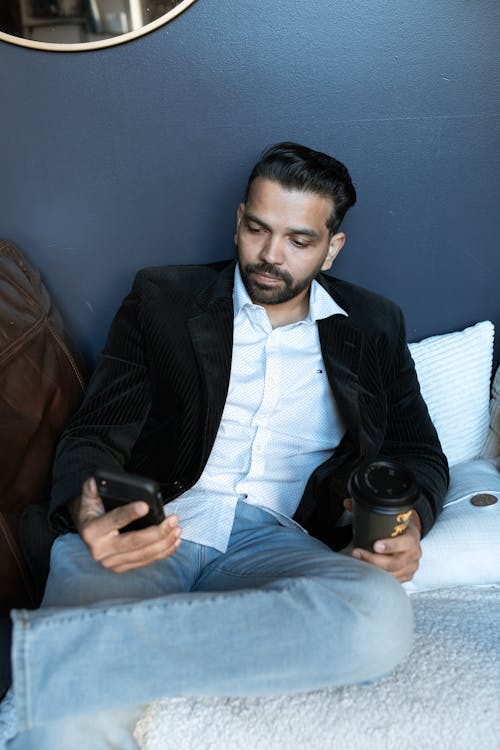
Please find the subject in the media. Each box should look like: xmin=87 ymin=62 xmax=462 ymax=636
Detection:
xmin=234 ymin=203 xmax=245 ymax=245
xmin=321 ymin=232 xmax=346 ymax=271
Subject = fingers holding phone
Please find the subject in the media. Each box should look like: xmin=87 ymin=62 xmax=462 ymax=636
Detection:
xmin=71 ymin=472 xmax=182 ymax=573
xmin=72 ymin=475 xmax=154 ymax=534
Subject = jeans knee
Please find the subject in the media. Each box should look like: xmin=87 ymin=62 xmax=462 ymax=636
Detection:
xmin=352 ymin=564 xmax=414 ymax=675
xmin=301 ymin=561 xmax=414 ymax=685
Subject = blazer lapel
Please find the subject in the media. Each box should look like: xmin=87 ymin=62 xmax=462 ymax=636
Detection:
xmin=187 ymin=265 xmax=235 ymax=463
xmin=318 ymin=314 xmax=364 ymax=452
xmin=319 ymin=311 xmax=388 ymax=458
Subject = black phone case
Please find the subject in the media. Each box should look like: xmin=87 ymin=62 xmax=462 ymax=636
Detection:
xmin=94 ymin=468 xmax=164 ymax=532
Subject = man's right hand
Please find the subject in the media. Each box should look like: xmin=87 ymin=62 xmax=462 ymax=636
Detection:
xmin=70 ymin=477 xmax=182 ymax=573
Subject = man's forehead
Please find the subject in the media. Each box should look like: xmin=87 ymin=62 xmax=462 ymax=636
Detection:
xmin=244 ymin=178 xmax=334 ymax=226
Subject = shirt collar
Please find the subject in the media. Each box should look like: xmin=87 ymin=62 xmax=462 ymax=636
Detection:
xmin=233 ymin=264 xmax=347 ymax=322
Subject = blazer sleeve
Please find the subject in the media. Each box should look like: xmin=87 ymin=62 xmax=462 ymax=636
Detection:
xmin=377 ymin=308 xmax=449 ymax=537
xmin=49 ymin=272 xmax=151 ymax=532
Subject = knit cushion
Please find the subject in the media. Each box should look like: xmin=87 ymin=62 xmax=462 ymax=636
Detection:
xmin=408 ymin=321 xmax=494 ymax=467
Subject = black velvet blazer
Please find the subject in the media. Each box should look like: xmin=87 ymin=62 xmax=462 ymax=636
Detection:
xmin=50 ymin=260 xmax=448 ymax=549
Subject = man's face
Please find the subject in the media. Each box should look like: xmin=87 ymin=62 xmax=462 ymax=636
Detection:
xmin=235 ymin=178 xmax=345 ymax=307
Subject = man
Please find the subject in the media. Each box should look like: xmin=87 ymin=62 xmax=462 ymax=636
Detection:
xmin=6 ymin=143 xmax=448 ymax=749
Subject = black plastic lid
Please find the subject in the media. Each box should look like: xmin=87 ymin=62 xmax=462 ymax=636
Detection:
xmin=348 ymin=460 xmax=419 ymax=508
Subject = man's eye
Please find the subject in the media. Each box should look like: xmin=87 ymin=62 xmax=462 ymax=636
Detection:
xmin=247 ymin=225 xmax=262 ymax=233
xmin=291 ymin=238 xmax=308 ymax=248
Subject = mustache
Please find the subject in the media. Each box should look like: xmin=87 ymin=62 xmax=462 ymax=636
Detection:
xmin=245 ymin=263 xmax=292 ymax=283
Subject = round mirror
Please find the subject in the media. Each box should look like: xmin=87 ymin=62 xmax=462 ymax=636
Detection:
xmin=0 ymin=0 xmax=198 ymax=52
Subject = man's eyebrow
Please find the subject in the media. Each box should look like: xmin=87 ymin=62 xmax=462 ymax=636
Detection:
xmin=286 ymin=226 xmax=321 ymax=240
xmin=243 ymin=212 xmax=272 ymax=231
xmin=243 ymin=211 xmax=321 ymax=239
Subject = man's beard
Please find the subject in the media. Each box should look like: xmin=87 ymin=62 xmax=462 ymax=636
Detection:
xmin=240 ymin=262 xmax=319 ymax=306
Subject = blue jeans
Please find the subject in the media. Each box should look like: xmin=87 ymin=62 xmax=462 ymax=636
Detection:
xmin=7 ymin=502 xmax=413 ymax=749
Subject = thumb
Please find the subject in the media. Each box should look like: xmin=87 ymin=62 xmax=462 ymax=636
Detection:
xmin=79 ymin=477 xmax=106 ymax=521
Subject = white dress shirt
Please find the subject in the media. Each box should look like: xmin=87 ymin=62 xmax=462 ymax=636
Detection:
xmin=165 ymin=265 xmax=347 ymax=551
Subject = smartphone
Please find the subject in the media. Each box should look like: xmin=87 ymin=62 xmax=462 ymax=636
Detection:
xmin=94 ymin=468 xmax=164 ymax=532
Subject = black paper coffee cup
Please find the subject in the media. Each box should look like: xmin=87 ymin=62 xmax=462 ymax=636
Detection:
xmin=348 ymin=460 xmax=419 ymax=550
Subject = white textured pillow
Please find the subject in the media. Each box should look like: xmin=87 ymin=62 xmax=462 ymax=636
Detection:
xmin=408 ymin=321 xmax=494 ymax=467
xmin=405 ymin=459 xmax=500 ymax=592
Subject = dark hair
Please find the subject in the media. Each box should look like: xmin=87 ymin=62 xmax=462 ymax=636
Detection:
xmin=245 ymin=142 xmax=356 ymax=234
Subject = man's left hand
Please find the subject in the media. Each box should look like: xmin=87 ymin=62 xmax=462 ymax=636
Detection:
xmin=343 ymin=500 xmax=422 ymax=583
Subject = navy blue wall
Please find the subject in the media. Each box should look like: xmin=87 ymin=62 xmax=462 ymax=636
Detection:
xmin=1 ymin=0 xmax=499 ymax=366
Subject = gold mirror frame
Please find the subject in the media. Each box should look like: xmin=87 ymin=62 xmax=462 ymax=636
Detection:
xmin=0 ymin=0 xmax=198 ymax=52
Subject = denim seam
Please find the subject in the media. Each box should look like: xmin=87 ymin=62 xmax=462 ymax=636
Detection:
xmin=13 ymin=611 xmax=32 ymax=731
xmin=17 ymin=588 xmax=295 ymax=629
xmin=24 ymin=615 xmax=31 ymax=730
xmin=196 ymin=542 xmax=206 ymax=580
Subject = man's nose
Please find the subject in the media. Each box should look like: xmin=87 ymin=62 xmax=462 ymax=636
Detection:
xmin=259 ymin=235 xmax=284 ymax=265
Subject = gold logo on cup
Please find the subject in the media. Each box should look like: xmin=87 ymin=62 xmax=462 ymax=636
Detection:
xmin=391 ymin=510 xmax=412 ymax=537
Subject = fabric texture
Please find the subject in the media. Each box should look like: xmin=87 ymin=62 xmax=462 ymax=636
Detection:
xmin=2 ymin=587 xmax=497 ymax=750
xmin=403 ymin=326 xmax=499 ymax=592
xmin=9 ymin=502 xmax=411 ymax=735
xmin=49 ymin=260 xmax=448 ymax=546
xmin=129 ymin=586 xmax=499 ymax=750
xmin=404 ymin=458 xmax=500 ymax=592
xmin=167 ymin=268 xmax=347 ymax=551
xmin=408 ymin=320 xmax=494 ymax=466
